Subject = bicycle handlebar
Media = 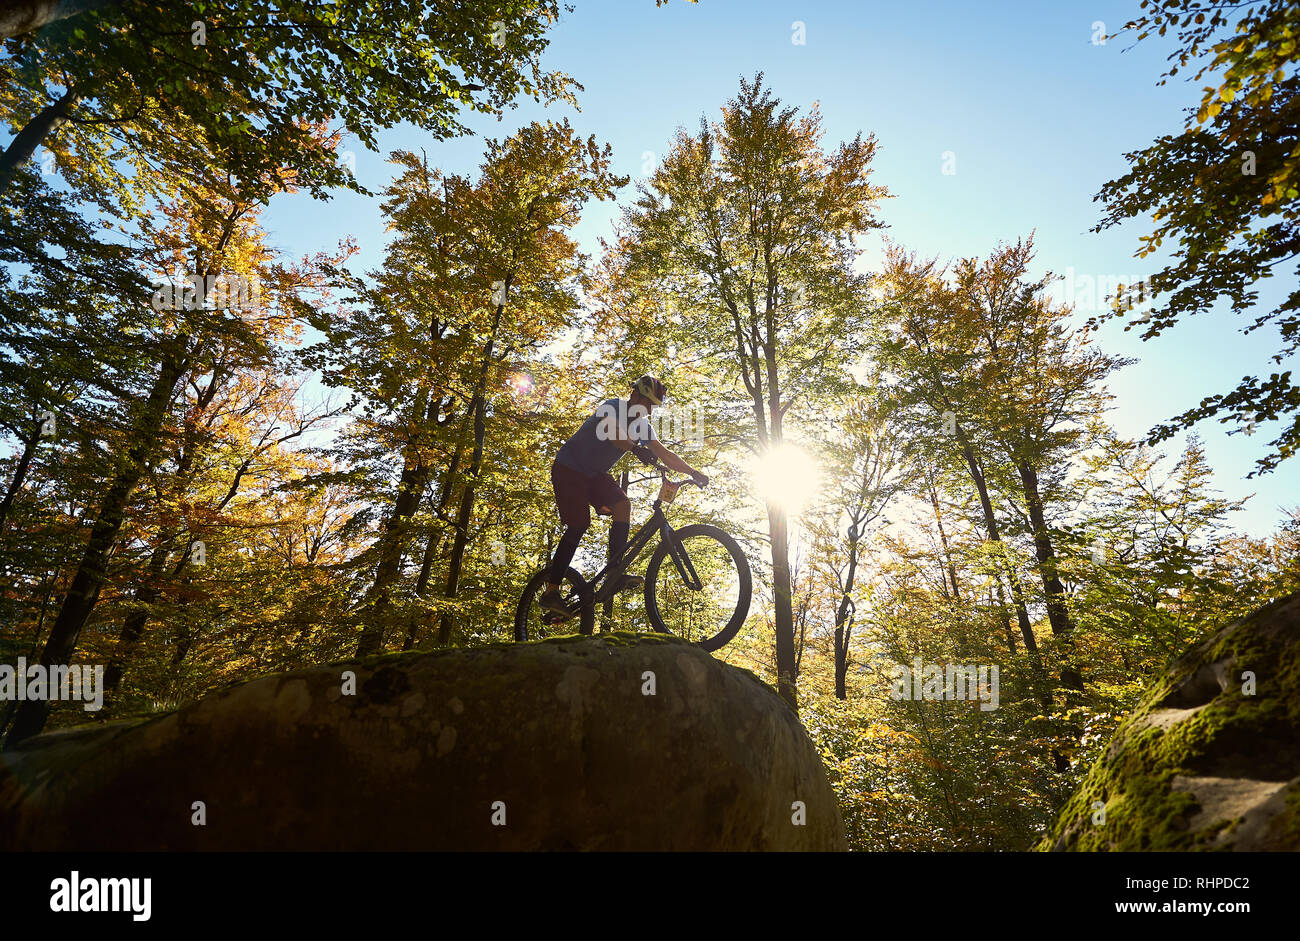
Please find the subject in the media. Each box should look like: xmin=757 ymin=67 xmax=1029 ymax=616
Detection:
xmin=665 ymin=473 xmax=701 ymax=487
xmin=631 ymin=450 xmax=703 ymax=488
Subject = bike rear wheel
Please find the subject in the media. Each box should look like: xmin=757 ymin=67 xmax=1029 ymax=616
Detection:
xmin=644 ymin=523 xmax=751 ymax=652
xmin=514 ymin=566 xmax=595 ymax=641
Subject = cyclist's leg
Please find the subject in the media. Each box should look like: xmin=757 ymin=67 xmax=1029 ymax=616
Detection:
xmin=608 ymin=499 xmax=631 ymax=561
xmin=591 ymin=473 xmax=631 ymax=559
xmin=547 ymin=463 xmax=592 ymax=592
xmin=592 ymin=474 xmax=638 ymax=591
xmin=547 ymin=524 xmax=587 ymax=586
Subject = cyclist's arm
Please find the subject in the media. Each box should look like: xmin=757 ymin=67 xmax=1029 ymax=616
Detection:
xmin=648 ymin=439 xmax=702 ymax=479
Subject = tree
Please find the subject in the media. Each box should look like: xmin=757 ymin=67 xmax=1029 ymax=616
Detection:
xmin=806 ymin=391 xmax=903 ymax=699
xmin=100 ymin=341 xmax=338 ymax=703
xmin=305 ymin=120 xmax=625 ymax=656
xmin=619 ymin=73 xmax=888 ymax=709
xmin=952 ymin=239 xmax=1129 ymax=696
xmin=875 ymin=246 xmax=1040 ymax=661
xmin=1094 ymin=0 xmax=1300 ymax=474
xmin=1071 ymin=429 xmax=1254 ymax=662
xmin=0 ymin=162 xmax=149 ymax=540
xmin=875 ymin=237 xmax=1132 ymax=746
xmin=1 ymin=1 xmax=578 ymax=199
xmin=2 ymin=160 xmax=311 ymax=744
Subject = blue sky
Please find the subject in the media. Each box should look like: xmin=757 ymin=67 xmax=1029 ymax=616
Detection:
xmin=259 ymin=0 xmax=1298 ymax=537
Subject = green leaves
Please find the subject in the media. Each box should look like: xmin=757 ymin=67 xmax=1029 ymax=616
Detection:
xmin=1096 ymin=0 xmax=1300 ymax=474
xmin=618 ymin=74 xmax=886 ymax=447
xmin=2 ymin=2 xmax=577 ymax=209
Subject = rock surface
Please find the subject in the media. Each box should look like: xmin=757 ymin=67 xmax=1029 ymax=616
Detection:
xmin=1043 ymin=592 xmax=1300 ymax=851
xmin=0 ymin=632 xmax=846 ymax=851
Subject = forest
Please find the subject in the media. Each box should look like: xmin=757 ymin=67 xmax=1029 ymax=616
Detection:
xmin=1 ymin=0 xmax=1298 ymax=852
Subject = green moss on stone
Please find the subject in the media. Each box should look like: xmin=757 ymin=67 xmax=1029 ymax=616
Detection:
xmin=1039 ymin=592 xmax=1300 ymax=851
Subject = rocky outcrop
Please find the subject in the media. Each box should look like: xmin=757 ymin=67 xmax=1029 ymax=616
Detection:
xmin=0 ymin=632 xmax=846 ymax=851
xmin=1043 ymin=592 xmax=1300 ymax=851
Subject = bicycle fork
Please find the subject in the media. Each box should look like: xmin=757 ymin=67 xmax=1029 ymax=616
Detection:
xmin=659 ymin=520 xmax=703 ymax=591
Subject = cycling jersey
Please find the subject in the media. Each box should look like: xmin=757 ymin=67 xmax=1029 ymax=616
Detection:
xmin=555 ymin=398 xmax=657 ymax=477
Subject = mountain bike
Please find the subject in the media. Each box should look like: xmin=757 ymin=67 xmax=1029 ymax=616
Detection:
xmin=514 ymin=459 xmax=752 ymax=652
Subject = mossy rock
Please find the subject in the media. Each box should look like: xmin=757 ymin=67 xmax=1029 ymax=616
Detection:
xmin=0 ymin=632 xmax=845 ymax=851
xmin=1041 ymin=592 xmax=1300 ymax=851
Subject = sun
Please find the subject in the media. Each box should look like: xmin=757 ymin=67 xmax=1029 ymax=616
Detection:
xmin=750 ymin=442 xmax=822 ymax=515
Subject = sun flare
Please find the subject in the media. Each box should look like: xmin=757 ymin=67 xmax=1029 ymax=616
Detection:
xmin=750 ymin=442 xmax=822 ymax=515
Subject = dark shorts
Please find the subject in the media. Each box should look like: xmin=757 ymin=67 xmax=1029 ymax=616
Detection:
xmin=551 ymin=460 xmax=627 ymax=530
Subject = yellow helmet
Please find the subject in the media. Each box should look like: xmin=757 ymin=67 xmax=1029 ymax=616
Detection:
xmin=632 ymin=375 xmax=666 ymax=405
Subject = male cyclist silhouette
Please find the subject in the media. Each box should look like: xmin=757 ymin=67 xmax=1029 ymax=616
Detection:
xmin=540 ymin=375 xmax=708 ymax=614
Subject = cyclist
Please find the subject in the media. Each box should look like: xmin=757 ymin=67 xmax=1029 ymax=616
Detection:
xmin=540 ymin=375 xmax=708 ymax=614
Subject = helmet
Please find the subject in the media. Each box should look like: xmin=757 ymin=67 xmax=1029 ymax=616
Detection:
xmin=632 ymin=375 xmax=666 ymax=405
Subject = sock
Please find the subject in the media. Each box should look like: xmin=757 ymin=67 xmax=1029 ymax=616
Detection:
xmin=549 ymin=528 xmax=585 ymax=584
xmin=609 ymin=521 xmax=630 ymax=567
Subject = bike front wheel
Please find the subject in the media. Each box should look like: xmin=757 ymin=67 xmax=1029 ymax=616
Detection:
xmin=514 ymin=567 xmax=596 ymax=642
xmin=644 ymin=523 xmax=751 ymax=652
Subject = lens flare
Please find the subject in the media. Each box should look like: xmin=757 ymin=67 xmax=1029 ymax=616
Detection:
xmin=750 ymin=442 xmax=822 ymax=515
xmin=507 ymin=371 xmax=535 ymax=397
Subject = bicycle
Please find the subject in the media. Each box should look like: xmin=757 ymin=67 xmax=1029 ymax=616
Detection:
xmin=514 ymin=458 xmax=752 ymax=652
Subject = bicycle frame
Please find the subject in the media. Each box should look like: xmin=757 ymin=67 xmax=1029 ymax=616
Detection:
xmin=589 ymin=504 xmax=658 ymax=602
xmin=585 ymin=477 xmax=702 ymax=602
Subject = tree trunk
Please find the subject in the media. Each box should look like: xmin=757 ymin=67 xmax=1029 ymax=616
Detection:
xmin=3 ymin=337 xmax=188 ymax=746
xmin=436 ymin=387 xmax=487 ymax=647
xmin=436 ymin=298 xmax=504 ymax=648
xmin=354 ymin=387 xmax=437 ymax=656
xmin=103 ymin=370 xmax=224 ymax=695
xmin=956 ymin=431 xmax=1036 ymax=655
xmin=170 ymin=623 xmax=195 ymax=667
xmin=1003 ymin=561 xmax=1036 ymax=655
xmin=955 ymin=431 xmax=1060 ymax=765
xmin=103 ymin=543 xmax=169 ymax=695
xmin=402 ymin=528 xmax=441 ymax=651
xmin=0 ymin=0 xmax=116 ymax=41
xmin=833 ymin=623 xmax=850 ymax=700
xmin=992 ymin=578 xmax=1017 ymax=655
xmin=401 ymin=428 xmax=462 ymax=650
xmin=0 ymin=84 xmax=81 ymax=193
xmin=760 ymin=310 xmax=797 ymax=711
xmin=832 ymin=529 xmax=860 ymax=701
xmin=768 ymin=500 xmax=798 ymax=711
xmin=793 ymin=595 xmax=808 ymax=681
xmin=0 ymin=421 xmax=41 ymax=536
xmin=1017 ymin=460 xmax=1084 ymax=693
xmin=927 ymin=479 xmax=960 ymax=600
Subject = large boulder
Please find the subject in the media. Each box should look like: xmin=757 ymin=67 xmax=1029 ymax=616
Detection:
xmin=1043 ymin=592 xmax=1300 ymax=851
xmin=0 ymin=632 xmax=845 ymax=851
